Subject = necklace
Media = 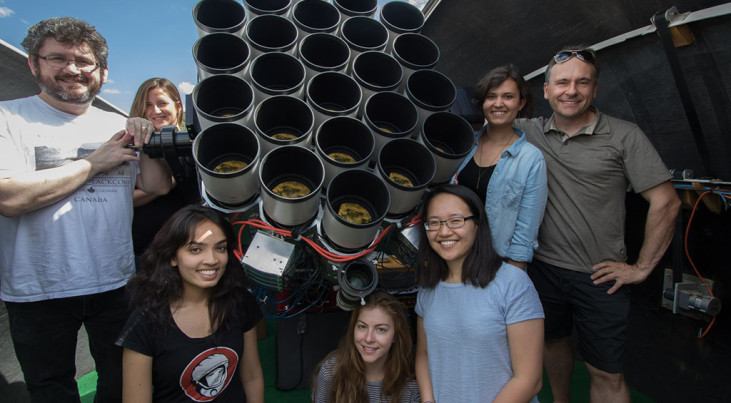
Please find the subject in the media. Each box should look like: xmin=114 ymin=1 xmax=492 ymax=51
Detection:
xmin=475 ymin=133 xmax=514 ymax=190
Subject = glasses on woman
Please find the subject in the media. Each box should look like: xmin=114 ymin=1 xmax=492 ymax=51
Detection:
xmin=553 ymin=49 xmax=595 ymax=64
xmin=38 ymin=55 xmax=100 ymax=72
xmin=424 ymin=216 xmax=475 ymax=231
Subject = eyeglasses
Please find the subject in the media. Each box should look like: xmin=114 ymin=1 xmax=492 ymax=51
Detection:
xmin=424 ymin=216 xmax=475 ymax=231
xmin=38 ymin=55 xmax=100 ymax=72
xmin=553 ymin=49 xmax=595 ymax=64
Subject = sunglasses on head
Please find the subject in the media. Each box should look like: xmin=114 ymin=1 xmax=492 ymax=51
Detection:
xmin=553 ymin=49 xmax=595 ymax=64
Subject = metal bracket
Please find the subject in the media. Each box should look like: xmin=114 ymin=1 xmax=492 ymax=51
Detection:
xmin=662 ymin=268 xmax=722 ymax=319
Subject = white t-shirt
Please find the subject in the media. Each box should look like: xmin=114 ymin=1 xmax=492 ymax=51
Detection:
xmin=0 ymin=96 xmax=136 ymax=302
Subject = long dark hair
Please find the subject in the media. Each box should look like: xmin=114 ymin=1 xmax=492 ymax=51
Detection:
xmin=127 ymin=205 xmax=249 ymax=336
xmin=313 ymin=292 xmax=414 ymax=403
xmin=416 ymin=184 xmax=503 ymax=288
xmin=474 ymin=64 xmax=533 ymax=118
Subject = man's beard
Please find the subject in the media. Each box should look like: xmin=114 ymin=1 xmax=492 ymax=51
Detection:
xmin=35 ymin=70 xmax=101 ymax=104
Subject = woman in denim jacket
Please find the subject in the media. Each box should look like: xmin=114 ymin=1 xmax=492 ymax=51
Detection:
xmin=452 ymin=65 xmax=547 ymax=269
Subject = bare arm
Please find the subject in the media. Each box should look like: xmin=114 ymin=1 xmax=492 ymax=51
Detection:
xmin=122 ymin=348 xmax=153 ymax=403
xmin=133 ymin=188 xmax=160 ymax=208
xmin=0 ymin=130 xmax=139 ymax=217
xmin=127 ymin=118 xmax=172 ymax=196
xmin=592 ymin=180 xmax=681 ymax=294
xmin=493 ymin=318 xmax=544 ymax=403
xmin=415 ymin=316 xmax=435 ymax=403
xmin=133 ymin=176 xmax=177 ymax=207
xmin=135 ymin=153 xmax=172 ymax=196
xmin=241 ymin=326 xmax=264 ymax=403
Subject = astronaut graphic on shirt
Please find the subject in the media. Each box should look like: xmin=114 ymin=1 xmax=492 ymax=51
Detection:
xmin=180 ymin=347 xmax=239 ymax=402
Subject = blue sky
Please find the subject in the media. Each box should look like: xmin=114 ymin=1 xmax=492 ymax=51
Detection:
xmin=0 ymin=0 xmax=426 ymax=113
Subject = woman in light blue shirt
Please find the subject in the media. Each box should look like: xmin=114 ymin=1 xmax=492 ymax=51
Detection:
xmin=414 ymin=184 xmax=544 ymax=402
xmin=453 ymin=65 xmax=547 ymax=268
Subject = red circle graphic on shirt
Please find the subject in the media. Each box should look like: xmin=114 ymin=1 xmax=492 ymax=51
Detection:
xmin=179 ymin=346 xmax=239 ymax=402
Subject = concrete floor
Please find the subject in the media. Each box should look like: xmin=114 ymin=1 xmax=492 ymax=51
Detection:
xmin=0 ymin=302 xmax=95 ymax=402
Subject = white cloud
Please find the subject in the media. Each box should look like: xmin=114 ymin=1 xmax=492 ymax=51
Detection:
xmin=178 ymin=81 xmax=195 ymax=95
xmin=0 ymin=6 xmax=15 ymax=17
xmin=103 ymin=88 xmax=121 ymax=94
xmin=105 ymin=79 xmax=115 ymax=84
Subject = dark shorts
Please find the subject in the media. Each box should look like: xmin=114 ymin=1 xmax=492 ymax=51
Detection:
xmin=528 ymin=259 xmax=630 ymax=374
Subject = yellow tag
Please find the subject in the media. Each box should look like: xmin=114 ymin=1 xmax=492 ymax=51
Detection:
xmin=328 ymin=152 xmax=356 ymax=163
xmin=337 ymin=202 xmax=372 ymax=224
xmin=389 ymin=172 xmax=413 ymax=187
xmin=272 ymin=181 xmax=311 ymax=198
xmin=213 ymin=160 xmax=247 ymax=173
xmin=271 ymin=133 xmax=298 ymax=140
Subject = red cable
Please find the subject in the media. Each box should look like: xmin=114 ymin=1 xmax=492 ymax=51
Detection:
xmin=684 ymin=190 xmax=718 ymax=338
xmin=230 ymin=218 xmax=395 ymax=263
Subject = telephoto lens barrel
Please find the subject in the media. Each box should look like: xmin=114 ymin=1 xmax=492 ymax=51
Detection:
xmin=192 ymin=123 xmax=261 ymax=208
xmin=337 ymin=259 xmax=379 ymax=311
xmin=193 ymin=0 xmax=247 ymax=37
xmin=340 ymin=16 xmax=388 ymax=71
xmin=419 ymin=112 xmax=475 ymax=184
xmin=322 ymin=169 xmax=390 ymax=251
xmin=292 ymin=0 xmax=340 ymax=39
xmin=253 ymin=95 xmax=314 ymax=156
xmin=193 ymin=75 xmax=254 ymax=130
xmin=315 ymin=116 xmax=374 ymax=188
xmin=405 ymin=69 xmax=456 ymax=132
xmin=392 ymin=32 xmax=440 ymax=91
xmin=193 ymin=32 xmax=250 ymax=79
xmin=259 ymin=145 xmax=324 ymax=227
xmin=376 ymin=138 xmax=436 ymax=216
xmin=379 ymin=0 xmax=425 ymax=53
xmin=333 ymin=0 xmax=378 ymax=21
xmin=362 ymin=91 xmax=418 ymax=161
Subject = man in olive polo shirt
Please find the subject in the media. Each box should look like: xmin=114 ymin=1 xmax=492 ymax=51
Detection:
xmin=515 ymin=47 xmax=681 ymax=403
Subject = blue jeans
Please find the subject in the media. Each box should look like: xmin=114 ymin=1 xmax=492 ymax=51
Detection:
xmin=5 ymin=287 xmax=129 ymax=403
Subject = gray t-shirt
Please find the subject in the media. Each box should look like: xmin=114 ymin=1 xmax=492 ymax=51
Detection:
xmin=516 ymin=110 xmax=672 ymax=273
xmin=0 ymin=96 xmax=135 ymax=302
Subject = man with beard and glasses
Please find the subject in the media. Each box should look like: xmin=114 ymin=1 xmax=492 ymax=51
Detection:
xmin=0 ymin=17 xmax=171 ymax=402
xmin=515 ymin=46 xmax=680 ymax=403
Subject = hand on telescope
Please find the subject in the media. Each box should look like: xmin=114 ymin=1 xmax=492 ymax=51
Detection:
xmin=85 ymin=130 xmax=139 ymax=175
xmin=125 ymin=117 xmax=155 ymax=147
xmin=125 ymin=117 xmax=174 ymax=195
